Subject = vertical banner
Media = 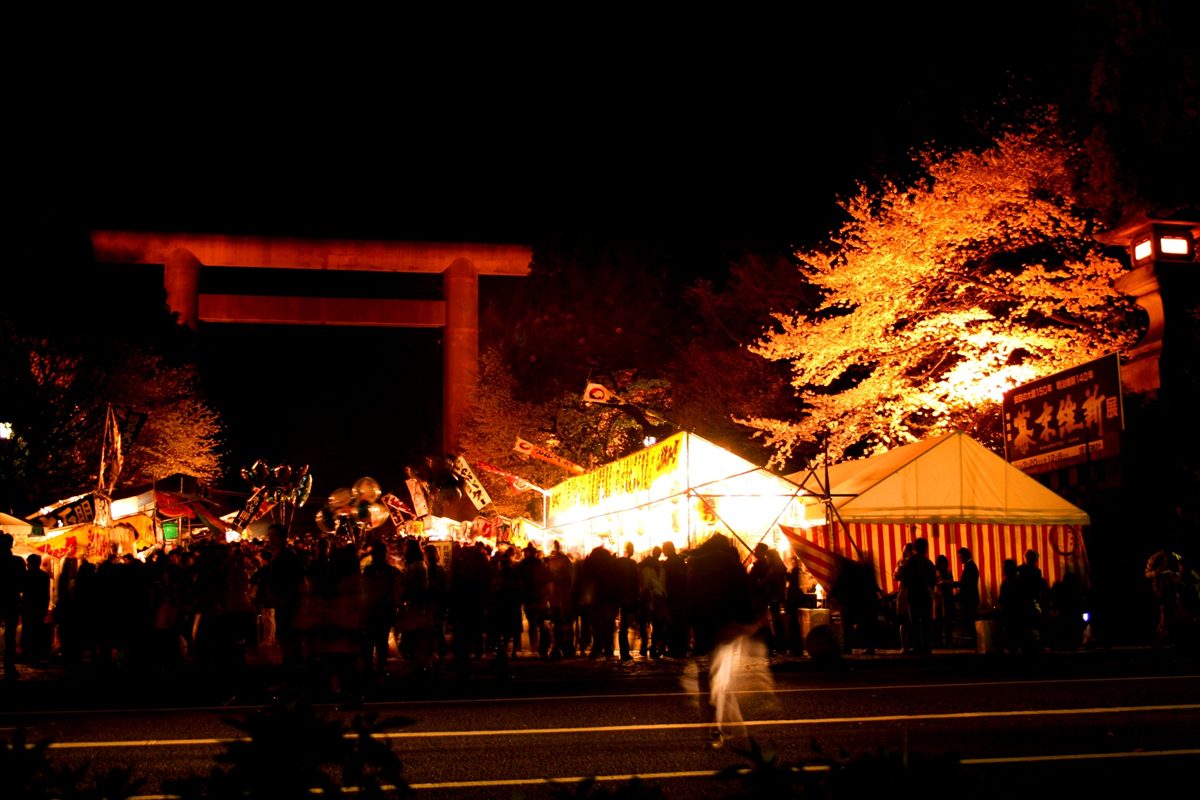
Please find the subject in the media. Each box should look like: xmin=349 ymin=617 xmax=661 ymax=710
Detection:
xmin=449 ymin=455 xmax=493 ymax=510
xmin=406 ymin=477 xmax=431 ymax=518
xmin=232 ymin=486 xmax=275 ymax=532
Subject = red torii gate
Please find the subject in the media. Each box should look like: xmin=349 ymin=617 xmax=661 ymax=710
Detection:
xmin=90 ymin=231 xmax=532 ymax=454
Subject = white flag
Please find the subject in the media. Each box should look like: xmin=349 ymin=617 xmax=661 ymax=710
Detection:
xmin=582 ymin=382 xmax=623 ymax=405
xmin=450 ymin=455 xmax=493 ymax=510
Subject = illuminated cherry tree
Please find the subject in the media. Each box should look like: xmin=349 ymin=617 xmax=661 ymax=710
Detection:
xmin=746 ymin=113 xmax=1141 ymax=465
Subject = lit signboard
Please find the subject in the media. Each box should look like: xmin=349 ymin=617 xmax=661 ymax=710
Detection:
xmin=1002 ymin=353 xmax=1123 ymax=474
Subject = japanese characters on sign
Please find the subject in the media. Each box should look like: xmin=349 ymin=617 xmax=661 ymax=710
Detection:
xmin=1002 ymin=353 xmax=1123 ymax=474
xmin=549 ymin=432 xmax=684 ymax=517
xmin=405 ymin=477 xmax=431 ymax=519
xmin=450 ymin=455 xmax=493 ymax=511
xmin=37 ymin=493 xmax=98 ymax=527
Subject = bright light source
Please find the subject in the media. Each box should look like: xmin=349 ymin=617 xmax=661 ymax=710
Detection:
xmin=643 ymin=436 xmax=657 ymax=447
xmin=1082 ymin=612 xmax=1090 ymax=623
xmin=1159 ymin=235 xmax=1190 ymax=255
xmin=1133 ymin=238 xmax=1154 ymax=261
xmin=0 ymin=421 xmax=12 ymax=440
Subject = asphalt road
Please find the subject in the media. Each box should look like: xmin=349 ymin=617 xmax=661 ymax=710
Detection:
xmin=3 ymin=647 xmax=1199 ymax=799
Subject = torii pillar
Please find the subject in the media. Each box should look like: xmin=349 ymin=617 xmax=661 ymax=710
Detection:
xmin=442 ymin=257 xmax=479 ymax=456
xmin=92 ymin=231 xmax=532 ymax=455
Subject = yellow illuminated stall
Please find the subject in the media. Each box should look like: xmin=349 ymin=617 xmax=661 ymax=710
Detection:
xmin=546 ymin=432 xmax=807 ymax=557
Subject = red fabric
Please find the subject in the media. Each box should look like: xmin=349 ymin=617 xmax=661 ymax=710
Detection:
xmin=790 ymin=521 xmax=1090 ymax=608
xmin=779 ymin=524 xmax=843 ymax=593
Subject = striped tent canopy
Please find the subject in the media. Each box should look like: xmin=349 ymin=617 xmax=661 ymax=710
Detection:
xmin=784 ymin=431 xmax=1090 ymax=608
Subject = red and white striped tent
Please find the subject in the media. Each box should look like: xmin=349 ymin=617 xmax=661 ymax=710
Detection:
xmin=783 ymin=431 xmax=1090 ymax=609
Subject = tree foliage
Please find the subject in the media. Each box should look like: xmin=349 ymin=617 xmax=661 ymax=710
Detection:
xmin=457 ymin=346 xmax=563 ymax=519
xmin=0 ymin=334 xmax=224 ymax=509
xmin=746 ymin=113 xmax=1141 ymax=465
xmin=459 ymin=348 xmax=676 ymax=518
xmin=1 ymin=218 xmax=225 ymax=512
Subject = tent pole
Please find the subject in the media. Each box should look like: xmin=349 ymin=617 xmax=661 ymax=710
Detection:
xmin=794 ymin=430 xmax=867 ymax=563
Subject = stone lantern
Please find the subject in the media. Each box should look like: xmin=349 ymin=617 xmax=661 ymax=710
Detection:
xmin=1097 ymin=210 xmax=1199 ymax=395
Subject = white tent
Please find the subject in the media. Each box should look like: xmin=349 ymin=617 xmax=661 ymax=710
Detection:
xmin=2 ymin=511 xmax=44 ymax=555
xmin=789 ymin=430 xmax=1090 ymax=527
xmin=547 ymin=431 xmax=807 ymax=557
xmin=784 ymin=431 xmax=1090 ymax=607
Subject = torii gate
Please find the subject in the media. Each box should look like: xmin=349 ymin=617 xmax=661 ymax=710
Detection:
xmin=90 ymin=231 xmax=532 ymax=454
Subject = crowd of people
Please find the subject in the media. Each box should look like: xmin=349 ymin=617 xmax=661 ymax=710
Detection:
xmin=3 ymin=526 xmax=1158 ymax=692
xmin=1 ymin=527 xmax=813 ymax=689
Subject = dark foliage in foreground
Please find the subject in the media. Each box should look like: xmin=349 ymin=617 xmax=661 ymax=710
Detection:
xmin=714 ymin=736 xmax=961 ymax=799
xmin=1 ymin=725 xmax=146 ymax=800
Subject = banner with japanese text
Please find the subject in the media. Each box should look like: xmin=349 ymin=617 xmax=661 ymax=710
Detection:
xmin=1002 ymin=353 xmax=1123 ymax=474
xmin=549 ymin=432 xmax=684 ymax=517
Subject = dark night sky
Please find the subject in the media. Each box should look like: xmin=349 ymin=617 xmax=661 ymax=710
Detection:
xmin=13 ymin=3 xmax=1148 ymax=507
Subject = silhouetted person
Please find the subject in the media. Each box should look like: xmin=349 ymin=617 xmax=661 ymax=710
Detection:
xmin=1017 ymin=549 xmax=1048 ymax=650
xmin=424 ymin=543 xmax=448 ymax=664
xmin=518 ymin=543 xmax=550 ymax=658
xmin=361 ymin=540 xmax=399 ymax=687
xmin=831 ymin=554 xmax=881 ymax=655
xmin=266 ymin=524 xmax=306 ymax=671
xmin=1 ymin=533 xmax=26 ymax=679
xmin=21 ymin=553 xmax=51 ymax=663
xmin=545 ymin=540 xmax=575 ymax=658
xmin=686 ymin=534 xmax=754 ymax=658
xmin=998 ymin=558 xmax=1029 ymax=653
xmin=893 ymin=542 xmax=915 ymax=652
xmin=933 ymin=553 xmax=955 ymax=647
xmin=684 ymin=533 xmax=756 ymax=749
xmin=661 ymin=540 xmax=689 ymax=657
xmin=957 ymin=547 xmax=980 ymax=647
xmin=638 ymin=545 xmax=666 ymax=658
xmin=449 ymin=542 xmax=491 ymax=677
xmin=580 ymin=545 xmax=616 ymax=658
xmin=901 ymin=538 xmax=936 ymax=654
xmin=615 ymin=542 xmax=639 ymax=660
xmin=1049 ymin=568 xmax=1086 ymax=649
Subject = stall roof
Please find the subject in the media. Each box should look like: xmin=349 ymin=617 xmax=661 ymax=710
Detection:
xmin=787 ymin=430 xmax=1090 ymax=526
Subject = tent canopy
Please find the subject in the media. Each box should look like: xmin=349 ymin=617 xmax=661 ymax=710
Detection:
xmin=547 ymin=431 xmax=806 ymax=554
xmin=788 ymin=430 xmax=1089 ymax=527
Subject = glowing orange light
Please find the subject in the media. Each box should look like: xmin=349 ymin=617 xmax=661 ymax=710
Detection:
xmin=1159 ymin=235 xmax=1190 ymax=256
xmin=1133 ymin=238 xmax=1154 ymax=261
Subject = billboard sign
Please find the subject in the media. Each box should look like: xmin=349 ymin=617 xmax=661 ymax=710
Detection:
xmin=1002 ymin=353 xmax=1123 ymax=474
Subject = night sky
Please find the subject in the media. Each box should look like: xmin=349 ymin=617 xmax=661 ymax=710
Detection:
xmin=13 ymin=3 xmax=1171 ymax=509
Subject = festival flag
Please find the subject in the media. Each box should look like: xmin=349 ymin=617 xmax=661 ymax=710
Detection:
xmin=514 ymin=436 xmax=585 ymax=475
xmin=405 ymin=477 xmax=430 ymax=519
xmin=475 ymin=461 xmax=549 ymax=495
xmin=780 ymin=524 xmax=843 ymax=593
xmin=582 ymin=382 xmax=623 ymax=405
xmin=97 ymin=405 xmax=123 ymax=497
xmin=449 ymin=455 xmax=493 ymax=510
xmin=381 ymin=493 xmax=415 ymax=528
xmin=231 ymin=486 xmax=276 ymax=532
